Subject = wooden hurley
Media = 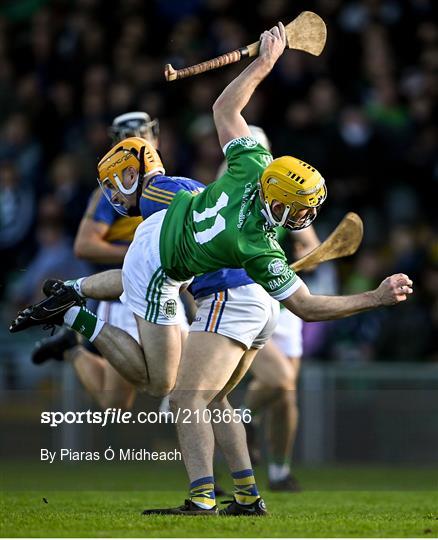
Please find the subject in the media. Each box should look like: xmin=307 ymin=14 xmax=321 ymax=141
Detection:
xmin=291 ymin=212 xmax=364 ymax=272
xmin=165 ymin=11 xmax=327 ymax=82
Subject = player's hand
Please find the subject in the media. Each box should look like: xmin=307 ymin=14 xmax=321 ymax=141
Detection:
xmin=259 ymin=22 xmax=286 ymax=65
xmin=375 ymin=273 xmax=413 ymax=306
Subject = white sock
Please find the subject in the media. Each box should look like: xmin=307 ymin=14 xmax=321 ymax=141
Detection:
xmin=65 ymin=277 xmax=86 ymax=297
xmin=268 ymin=463 xmax=290 ymax=482
xmin=64 ymin=306 xmax=80 ymax=327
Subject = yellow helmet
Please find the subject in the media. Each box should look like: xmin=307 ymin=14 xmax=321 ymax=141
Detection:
xmin=97 ymin=136 xmax=165 ymax=216
xmin=260 ymin=156 xmax=327 ymax=230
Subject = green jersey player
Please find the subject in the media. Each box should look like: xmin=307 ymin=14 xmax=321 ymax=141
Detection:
xmin=11 ymin=22 xmax=413 ymax=516
xmin=159 ymin=137 xmax=303 ymax=301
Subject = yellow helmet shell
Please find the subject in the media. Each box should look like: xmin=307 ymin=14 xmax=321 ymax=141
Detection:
xmin=97 ymin=137 xmax=165 ymax=216
xmin=98 ymin=136 xmax=164 ymax=190
xmin=260 ymin=156 xmax=327 ymax=229
xmin=260 ymin=156 xmax=326 ymax=209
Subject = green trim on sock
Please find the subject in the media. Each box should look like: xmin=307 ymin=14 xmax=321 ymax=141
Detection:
xmin=71 ymin=307 xmax=98 ymax=341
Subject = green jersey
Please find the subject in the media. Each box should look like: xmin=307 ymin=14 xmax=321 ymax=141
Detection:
xmin=159 ymin=136 xmax=302 ymax=301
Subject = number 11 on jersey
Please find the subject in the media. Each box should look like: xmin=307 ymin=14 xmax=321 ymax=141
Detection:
xmin=193 ymin=192 xmax=229 ymax=244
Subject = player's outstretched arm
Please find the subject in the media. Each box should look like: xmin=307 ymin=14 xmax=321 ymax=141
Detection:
xmin=282 ymin=273 xmax=413 ymax=322
xmin=213 ymin=22 xmax=286 ymax=148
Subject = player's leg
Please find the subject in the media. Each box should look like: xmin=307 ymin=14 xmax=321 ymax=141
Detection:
xmin=131 ymin=318 xmax=182 ymax=396
xmin=168 ymin=285 xmax=278 ymax=514
xmin=13 ymin=211 xmax=188 ymax=398
xmin=168 ymin=332 xmax=248 ymax=508
xmin=89 ymin=213 xmax=189 ymax=396
xmin=68 ymin=346 xmax=136 ymax=409
xmin=77 ymin=269 xmax=124 ymax=301
xmin=209 ymin=348 xmax=257 ymax=472
xmin=266 ymin=356 xmax=301 ymax=490
xmin=31 ymin=289 xmax=183 ymax=397
xmin=170 ymin=332 xmax=246 ymax=481
xmin=245 ymin=339 xmax=295 ymax=412
xmin=266 ymin=309 xmax=303 ymax=490
xmin=209 ymin=290 xmax=279 ymax=516
xmin=89 ymin=300 xmax=138 ymax=408
xmin=70 ymin=300 xmax=138 ymax=408
xmin=241 ymin=340 xmax=293 ymax=464
xmin=248 ymin=308 xmax=304 ymax=490
xmin=31 ymin=323 xmax=134 ymax=407
xmin=207 ymin=312 xmax=273 ymax=475
xmin=58 ymin=305 xmax=182 ymax=397
xmin=29 ymin=270 xmax=151 ymax=387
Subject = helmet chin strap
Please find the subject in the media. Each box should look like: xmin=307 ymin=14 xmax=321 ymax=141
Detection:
xmin=262 ymin=199 xmax=290 ymax=228
xmin=262 ymin=198 xmax=317 ymax=231
xmin=131 ymin=145 xmax=146 ymax=217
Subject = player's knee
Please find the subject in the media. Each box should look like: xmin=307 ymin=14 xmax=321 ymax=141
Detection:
xmin=278 ymin=378 xmax=297 ymax=392
xmin=169 ymin=390 xmax=208 ymax=412
xmin=168 ymin=391 xmax=186 ymax=413
xmin=267 ymin=368 xmax=296 ymax=391
xmin=208 ymin=396 xmax=228 ymax=410
xmin=147 ymin=381 xmax=174 ymax=398
xmin=277 ymin=386 xmax=298 ymax=406
xmin=279 ymin=359 xmax=300 ymax=390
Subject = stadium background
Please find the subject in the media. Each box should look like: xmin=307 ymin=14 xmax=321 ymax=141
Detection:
xmin=0 ymin=0 xmax=438 ymax=473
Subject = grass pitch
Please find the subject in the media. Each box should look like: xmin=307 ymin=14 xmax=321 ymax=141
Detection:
xmin=1 ymin=462 xmax=437 ymax=537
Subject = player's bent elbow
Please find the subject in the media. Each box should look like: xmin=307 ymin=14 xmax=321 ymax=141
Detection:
xmin=212 ymin=97 xmax=234 ymax=121
xmin=283 ymin=302 xmax=317 ymax=323
xmin=73 ymin=239 xmax=88 ymax=260
xmin=282 ymin=298 xmax=309 ymax=322
xmin=212 ymin=95 xmax=224 ymax=114
xmin=300 ymin=312 xmax=319 ymax=323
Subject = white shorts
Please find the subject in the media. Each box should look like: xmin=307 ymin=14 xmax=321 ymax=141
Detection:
xmin=120 ymin=210 xmax=192 ymax=325
xmin=190 ymin=283 xmax=280 ymax=350
xmin=271 ymin=307 xmax=303 ymax=358
xmin=96 ymin=298 xmax=188 ymax=339
xmin=97 ymin=300 xmax=139 ymax=343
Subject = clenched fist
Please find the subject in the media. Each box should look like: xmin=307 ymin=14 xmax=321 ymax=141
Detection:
xmin=259 ymin=22 xmax=287 ymax=66
xmin=375 ymin=274 xmax=414 ymax=306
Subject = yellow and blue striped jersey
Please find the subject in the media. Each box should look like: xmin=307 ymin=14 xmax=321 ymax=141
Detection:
xmin=140 ymin=175 xmax=204 ymax=219
xmin=86 ymin=189 xmax=142 ymax=245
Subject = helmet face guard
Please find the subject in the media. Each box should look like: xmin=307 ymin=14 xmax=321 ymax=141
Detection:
xmin=98 ymin=173 xmax=139 ymax=217
xmin=262 ymin=184 xmax=327 ymax=230
xmin=284 ymin=201 xmax=322 ymax=230
xmin=109 ymin=112 xmax=159 ymax=144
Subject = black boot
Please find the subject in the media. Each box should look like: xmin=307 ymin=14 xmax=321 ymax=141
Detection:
xmin=32 ymin=328 xmax=80 ymax=364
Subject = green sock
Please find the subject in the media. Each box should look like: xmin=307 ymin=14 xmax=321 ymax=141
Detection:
xmin=64 ymin=306 xmax=104 ymax=342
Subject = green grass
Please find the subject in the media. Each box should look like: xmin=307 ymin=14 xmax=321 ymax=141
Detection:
xmin=1 ymin=463 xmax=438 ymax=537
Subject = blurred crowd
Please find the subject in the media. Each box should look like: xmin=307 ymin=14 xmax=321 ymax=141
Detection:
xmin=0 ymin=0 xmax=437 ymax=361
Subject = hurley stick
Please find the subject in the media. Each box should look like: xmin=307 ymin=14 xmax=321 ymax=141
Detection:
xmin=165 ymin=11 xmax=327 ymax=82
xmin=291 ymin=212 xmax=363 ymax=272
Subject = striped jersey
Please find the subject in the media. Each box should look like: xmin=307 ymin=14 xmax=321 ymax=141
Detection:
xmin=87 ymin=189 xmax=142 ymax=269
xmin=141 ymin=175 xmax=205 ymax=215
